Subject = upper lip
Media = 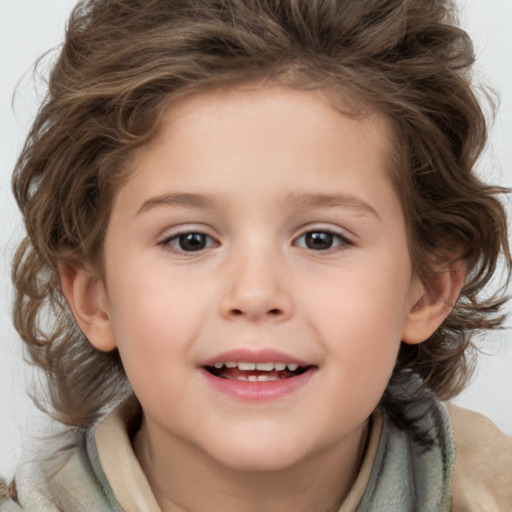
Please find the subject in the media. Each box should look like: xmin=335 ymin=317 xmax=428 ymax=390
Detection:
xmin=198 ymin=348 xmax=312 ymax=368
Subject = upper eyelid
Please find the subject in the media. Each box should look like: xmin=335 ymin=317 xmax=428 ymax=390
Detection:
xmin=158 ymin=224 xmax=218 ymax=241
xmin=159 ymin=231 xmax=217 ymax=246
xmin=293 ymin=225 xmax=354 ymax=242
xmin=155 ymin=223 xmax=355 ymax=245
xmin=293 ymin=230 xmax=350 ymax=246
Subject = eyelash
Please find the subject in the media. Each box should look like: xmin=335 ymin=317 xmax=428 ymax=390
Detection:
xmin=293 ymin=229 xmax=351 ymax=252
xmin=158 ymin=231 xmax=218 ymax=254
xmin=158 ymin=228 xmax=351 ymax=254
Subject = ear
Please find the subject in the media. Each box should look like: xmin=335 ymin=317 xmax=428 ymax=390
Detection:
xmin=58 ymin=259 xmax=117 ymax=352
xmin=402 ymin=259 xmax=466 ymax=345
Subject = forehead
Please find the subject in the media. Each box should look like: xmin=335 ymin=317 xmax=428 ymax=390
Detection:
xmin=108 ymin=87 xmax=408 ymax=243
xmin=128 ymin=84 xmax=394 ymax=179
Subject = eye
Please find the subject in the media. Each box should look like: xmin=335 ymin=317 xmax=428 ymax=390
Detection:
xmin=294 ymin=230 xmax=348 ymax=251
xmin=160 ymin=232 xmax=217 ymax=252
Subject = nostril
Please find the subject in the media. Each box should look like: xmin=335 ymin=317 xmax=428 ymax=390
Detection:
xmin=229 ymin=308 xmax=281 ymax=317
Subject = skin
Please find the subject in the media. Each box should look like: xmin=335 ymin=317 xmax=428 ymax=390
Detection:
xmin=61 ymin=86 xmax=462 ymax=512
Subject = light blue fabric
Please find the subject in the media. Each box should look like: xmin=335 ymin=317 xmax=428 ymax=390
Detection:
xmin=1 ymin=435 xmax=118 ymax=511
xmin=356 ymin=400 xmax=455 ymax=511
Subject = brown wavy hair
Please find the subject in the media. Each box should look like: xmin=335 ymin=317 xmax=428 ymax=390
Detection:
xmin=12 ymin=0 xmax=510 ymax=430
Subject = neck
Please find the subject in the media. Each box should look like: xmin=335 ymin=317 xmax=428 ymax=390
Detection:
xmin=133 ymin=419 xmax=370 ymax=512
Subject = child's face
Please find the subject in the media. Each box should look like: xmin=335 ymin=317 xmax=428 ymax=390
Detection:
xmin=93 ymin=86 xmax=426 ymax=471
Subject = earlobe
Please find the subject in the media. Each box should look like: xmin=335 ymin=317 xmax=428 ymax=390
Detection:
xmin=402 ymin=259 xmax=466 ymax=345
xmin=58 ymin=259 xmax=117 ymax=352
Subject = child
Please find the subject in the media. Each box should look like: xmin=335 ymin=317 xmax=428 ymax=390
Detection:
xmin=2 ymin=0 xmax=512 ymax=510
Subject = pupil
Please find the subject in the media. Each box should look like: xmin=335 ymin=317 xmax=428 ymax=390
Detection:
xmin=306 ymin=232 xmax=333 ymax=250
xmin=179 ymin=233 xmax=206 ymax=251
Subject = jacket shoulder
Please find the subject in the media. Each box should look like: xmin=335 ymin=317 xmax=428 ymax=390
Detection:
xmin=2 ymin=437 xmax=116 ymax=512
xmin=448 ymin=404 xmax=512 ymax=512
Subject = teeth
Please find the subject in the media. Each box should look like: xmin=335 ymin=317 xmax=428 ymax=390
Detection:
xmin=257 ymin=375 xmax=279 ymax=381
xmin=255 ymin=362 xmax=274 ymax=371
xmin=238 ymin=362 xmax=256 ymax=371
xmin=225 ymin=374 xmax=281 ymax=382
xmin=210 ymin=361 xmax=303 ymax=371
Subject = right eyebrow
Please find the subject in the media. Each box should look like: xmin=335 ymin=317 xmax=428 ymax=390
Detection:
xmin=136 ymin=192 xmax=219 ymax=216
xmin=285 ymin=192 xmax=381 ymax=220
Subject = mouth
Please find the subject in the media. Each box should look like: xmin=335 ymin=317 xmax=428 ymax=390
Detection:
xmin=204 ymin=361 xmax=311 ymax=381
xmin=199 ymin=350 xmax=316 ymax=400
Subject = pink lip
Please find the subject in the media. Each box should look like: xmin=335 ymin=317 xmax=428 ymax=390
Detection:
xmin=198 ymin=348 xmax=316 ymax=402
xmin=198 ymin=348 xmax=311 ymax=367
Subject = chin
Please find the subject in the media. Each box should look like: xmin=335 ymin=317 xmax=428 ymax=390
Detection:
xmin=213 ymin=451 xmax=305 ymax=474
xmin=204 ymin=432 xmax=310 ymax=473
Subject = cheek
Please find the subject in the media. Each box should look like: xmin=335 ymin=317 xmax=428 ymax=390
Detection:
xmin=105 ymin=275 xmax=202 ymax=377
xmin=304 ymin=265 xmax=410 ymax=383
xmin=307 ymin=265 xmax=410 ymax=337
xmin=107 ymin=287 xmax=197 ymax=413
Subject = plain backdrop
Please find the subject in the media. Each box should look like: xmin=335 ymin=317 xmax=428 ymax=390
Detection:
xmin=1 ymin=0 xmax=511 ymax=480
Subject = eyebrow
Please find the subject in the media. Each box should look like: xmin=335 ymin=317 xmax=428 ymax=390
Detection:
xmin=135 ymin=191 xmax=381 ymax=220
xmin=285 ymin=192 xmax=381 ymax=220
xmin=136 ymin=192 xmax=219 ymax=215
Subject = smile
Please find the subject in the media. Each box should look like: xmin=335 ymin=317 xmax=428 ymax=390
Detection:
xmin=204 ymin=361 xmax=309 ymax=381
xmin=199 ymin=349 xmax=316 ymax=400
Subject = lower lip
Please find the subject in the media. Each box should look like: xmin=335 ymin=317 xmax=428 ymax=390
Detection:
xmin=200 ymin=368 xmax=316 ymax=402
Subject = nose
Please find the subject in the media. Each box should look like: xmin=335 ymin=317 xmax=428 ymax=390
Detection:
xmin=218 ymin=250 xmax=293 ymax=322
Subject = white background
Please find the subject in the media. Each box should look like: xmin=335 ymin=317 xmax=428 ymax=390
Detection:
xmin=1 ymin=0 xmax=511 ymax=480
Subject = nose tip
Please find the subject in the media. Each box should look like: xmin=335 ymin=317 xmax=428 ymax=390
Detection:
xmin=219 ymin=258 xmax=293 ymax=322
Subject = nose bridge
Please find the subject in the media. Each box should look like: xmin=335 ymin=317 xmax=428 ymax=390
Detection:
xmin=219 ymin=239 xmax=292 ymax=321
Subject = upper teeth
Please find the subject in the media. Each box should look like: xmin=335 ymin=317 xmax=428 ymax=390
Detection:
xmin=212 ymin=361 xmax=300 ymax=371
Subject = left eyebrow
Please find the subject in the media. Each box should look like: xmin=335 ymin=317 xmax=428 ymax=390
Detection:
xmin=136 ymin=192 xmax=219 ymax=216
xmin=285 ymin=192 xmax=381 ymax=220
